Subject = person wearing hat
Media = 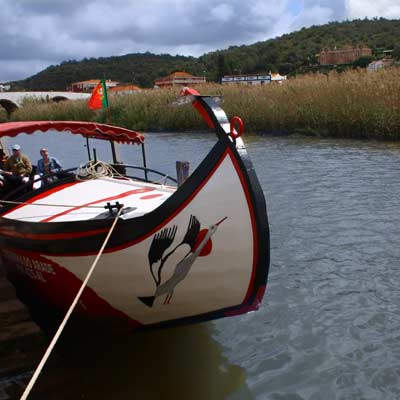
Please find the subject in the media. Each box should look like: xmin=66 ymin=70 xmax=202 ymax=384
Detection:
xmin=0 ymin=144 xmax=32 ymax=189
xmin=37 ymin=147 xmax=62 ymax=186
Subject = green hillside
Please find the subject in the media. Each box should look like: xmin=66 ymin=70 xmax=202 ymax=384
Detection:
xmin=10 ymin=18 xmax=400 ymax=90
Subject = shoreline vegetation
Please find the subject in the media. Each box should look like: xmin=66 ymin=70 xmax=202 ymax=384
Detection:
xmin=3 ymin=68 xmax=400 ymax=141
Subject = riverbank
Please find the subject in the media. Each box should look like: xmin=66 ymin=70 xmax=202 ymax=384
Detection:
xmin=5 ymin=68 xmax=400 ymax=140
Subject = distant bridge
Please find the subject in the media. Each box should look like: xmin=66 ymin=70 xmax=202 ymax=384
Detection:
xmin=0 ymin=92 xmax=90 ymax=115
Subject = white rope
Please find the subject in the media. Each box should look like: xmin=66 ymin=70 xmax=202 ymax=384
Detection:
xmin=76 ymin=160 xmax=124 ymax=181
xmin=20 ymin=206 xmax=124 ymax=400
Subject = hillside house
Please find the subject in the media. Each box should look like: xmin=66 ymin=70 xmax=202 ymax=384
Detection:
xmin=318 ymin=45 xmax=372 ymax=65
xmin=154 ymin=72 xmax=206 ymax=88
xmin=109 ymin=84 xmax=141 ymax=95
xmin=367 ymin=59 xmax=394 ymax=72
xmin=221 ymin=72 xmax=286 ymax=85
xmin=69 ymin=79 xmax=120 ymax=93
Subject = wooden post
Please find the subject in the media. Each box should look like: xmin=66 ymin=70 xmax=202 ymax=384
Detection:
xmin=176 ymin=161 xmax=190 ymax=187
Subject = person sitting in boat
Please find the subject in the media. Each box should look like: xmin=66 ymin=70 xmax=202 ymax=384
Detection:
xmin=0 ymin=149 xmax=7 ymax=169
xmin=0 ymin=144 xmax=32 ymax=191
xmin=37 ymin=147 xmax=62 ymax=186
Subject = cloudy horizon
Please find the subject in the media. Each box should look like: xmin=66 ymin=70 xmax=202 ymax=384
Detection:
xmin=1 ymin=0 xmax=400 ymax=83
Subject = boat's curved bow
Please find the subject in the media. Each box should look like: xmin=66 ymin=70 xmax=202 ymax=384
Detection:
xmin=0 ymin=88 xmax=270 ymax=332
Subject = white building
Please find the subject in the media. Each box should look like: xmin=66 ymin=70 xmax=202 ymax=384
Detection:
xmin=367 ymin=59 xmax=393 ymax=72
xmin=221 ymin=72 xmax=287 ymax=85
xmin=0 ymin=84 xmax=10 ymax=92
xmin=69 ymin=79 xmax=120 ymax=93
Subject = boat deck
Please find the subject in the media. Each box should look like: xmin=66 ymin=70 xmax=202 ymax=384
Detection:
xmin=1 ymin=177 xmax=175 ymax=222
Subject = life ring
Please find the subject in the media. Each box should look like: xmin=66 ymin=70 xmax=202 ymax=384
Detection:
xmin=229 ymin=116 xmax=244 ymax=139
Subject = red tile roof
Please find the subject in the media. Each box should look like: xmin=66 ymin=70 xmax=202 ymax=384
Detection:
xmin=109 ymin=84 xmax=141 ymax=92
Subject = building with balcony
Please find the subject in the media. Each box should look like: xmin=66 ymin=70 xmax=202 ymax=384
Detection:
xmin=221 ymin=72 xmax=286 ymax=85
xmin=154 ymin=72 xmax=206 ymax=88
xmin=109 ymin=84 xmax=142 ymax=95
xmin=69 ymin=79 xmax=120 ymax=93
xmin=367 ymin=58 xmax=394 ymax=72
xmin=318 ymin=46 xmax=372 ymax=65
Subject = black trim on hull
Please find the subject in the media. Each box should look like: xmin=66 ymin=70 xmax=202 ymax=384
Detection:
xmin=0 ymin=139 xmax=228 ymax=254
xmin=0 ymin=94 xmax=270 ymax=329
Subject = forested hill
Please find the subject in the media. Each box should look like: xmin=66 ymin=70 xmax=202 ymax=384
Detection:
xmin=11 ymin=18 xmax=400 ymax=91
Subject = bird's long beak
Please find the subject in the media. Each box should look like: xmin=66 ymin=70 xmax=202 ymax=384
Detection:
xmin=215 ymin=216 xmax=228 ymax=226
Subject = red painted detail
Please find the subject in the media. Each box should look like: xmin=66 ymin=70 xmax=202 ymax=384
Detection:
xmin=139 ymin=193 xmax=163 ymax=200
xmin=224 ymin=285 xmax=266 ymax=317
xmin=1 ymin=181 xmax=81 ymax=217
xmin=194 ymin=229 xmax=212 ymax=256
xmin=193 ymin=100 xmax=215 ymax=129
xmin=230 ymin=116 xmax=244 ymax=139
xmin=0 ymin=247 xmax=142 ymax=327
xmin=41 ymin=187 xmax=154 ymax=222
xmin=0 ymin=227 xmax=109 ymax=240
xmin=0 ymin=121 xmax=144 ymax=145
xmin=228 ymin=148 xmax=259 ymax=303
xmin=179 ymin=87 xmax=200 ymax=97
xmin=254 ymin=283 xmax=267 ymax=305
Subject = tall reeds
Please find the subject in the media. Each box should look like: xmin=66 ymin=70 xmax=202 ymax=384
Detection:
xmin=7 ymin=68 xmax=400 ymax=140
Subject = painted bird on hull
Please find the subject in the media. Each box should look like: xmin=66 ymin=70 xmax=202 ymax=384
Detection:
xmin=138 ymin=215 xmax=227 ymax=307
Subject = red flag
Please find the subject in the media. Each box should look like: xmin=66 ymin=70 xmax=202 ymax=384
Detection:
xmin=88 ymin=79 xmax=109 ymax=110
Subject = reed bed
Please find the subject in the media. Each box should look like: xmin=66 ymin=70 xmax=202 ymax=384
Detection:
xmin=8 ymin=68 xmax=400 ymax=140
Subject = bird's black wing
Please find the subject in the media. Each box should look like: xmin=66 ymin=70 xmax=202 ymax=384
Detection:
xmin=148 ymin=225 xmax=178 ymax=266
xmin=181 ymin=215 xmax=201 ymax=251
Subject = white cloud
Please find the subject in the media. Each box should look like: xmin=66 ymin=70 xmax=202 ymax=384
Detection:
xmin=209 ymin=3 xmax=235 ymax=22
xmin=346 ymin=0 xmax=400 ymax=19
xmin=0 ymin=0 xmax=397 ymax=82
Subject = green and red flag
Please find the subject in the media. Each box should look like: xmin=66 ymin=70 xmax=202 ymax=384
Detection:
xmin=88 ymin=79 xmax=109 ymax=110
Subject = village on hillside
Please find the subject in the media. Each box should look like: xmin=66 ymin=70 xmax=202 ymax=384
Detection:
xmin=0 ymin=44 xmax=396 ymax=96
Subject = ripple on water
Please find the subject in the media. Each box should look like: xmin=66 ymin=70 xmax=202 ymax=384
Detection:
xmin=215 ymin=137 xmax=400 ymax=399
xmin=9 ymin=133 xmax=400 ymax=399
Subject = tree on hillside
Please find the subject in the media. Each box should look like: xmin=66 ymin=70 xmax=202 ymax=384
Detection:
xmin=10 ymin=18 xmax=400 ymax=90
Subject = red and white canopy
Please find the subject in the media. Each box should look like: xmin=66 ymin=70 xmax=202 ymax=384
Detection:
xmin=0 ymin=121 xmax=144 ymax=145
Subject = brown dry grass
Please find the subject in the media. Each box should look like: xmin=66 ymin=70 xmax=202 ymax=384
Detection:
xmin=7 ymin=68 xmax=400 ymax=140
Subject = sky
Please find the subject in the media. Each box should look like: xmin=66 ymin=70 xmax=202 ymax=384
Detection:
xmin=1 ymin=0 xmax=400 ymax=83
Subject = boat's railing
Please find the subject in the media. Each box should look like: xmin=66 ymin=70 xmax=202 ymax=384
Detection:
xmin=115 ymin=164 xmax=177 ymax=185
xmin=0 ymin=168 xmax=76 ymax=201
xmin=0 ymin=164 xmax=177 ymax=202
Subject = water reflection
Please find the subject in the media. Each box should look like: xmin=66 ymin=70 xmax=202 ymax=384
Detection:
xmin=27 ymin=324 xmax=251 ymax=400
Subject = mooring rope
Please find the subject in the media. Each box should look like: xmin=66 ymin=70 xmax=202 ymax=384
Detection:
xmin=0 ymin=199 xmax=105 ymax=209
xmin=20 ymin=206 xmax=124 ymax=400
xmin=76 ymin=160 xmax=125 ymax=181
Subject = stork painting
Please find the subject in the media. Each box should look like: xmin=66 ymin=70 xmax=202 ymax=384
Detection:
xmin=138 ymin=215 xmax=227 ymax=307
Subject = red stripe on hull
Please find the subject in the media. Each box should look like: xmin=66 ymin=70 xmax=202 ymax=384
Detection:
xmin=1 ymin=247 xmax=141 ymax=329
xmin=229 ymin=150 xmax=259 ymax=304
xmin=0 ymin=227 xmax=110 ymax=240
xmin=1 ymin=181 xmax=81 ymax=217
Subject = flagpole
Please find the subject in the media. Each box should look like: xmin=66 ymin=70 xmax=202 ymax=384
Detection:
xmin=103 ymin=78 xmax=118 ymax=164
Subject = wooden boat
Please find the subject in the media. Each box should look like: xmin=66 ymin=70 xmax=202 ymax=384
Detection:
xmin=0 ymin=88 xmax=270 ymax=333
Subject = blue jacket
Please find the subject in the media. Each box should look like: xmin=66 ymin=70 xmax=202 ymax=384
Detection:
xmin=37 ymin=157 xmax=62 ymax=176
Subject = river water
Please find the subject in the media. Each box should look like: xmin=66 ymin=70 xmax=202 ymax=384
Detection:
xmin=2 ymin=132 xmax=400 ymax=399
